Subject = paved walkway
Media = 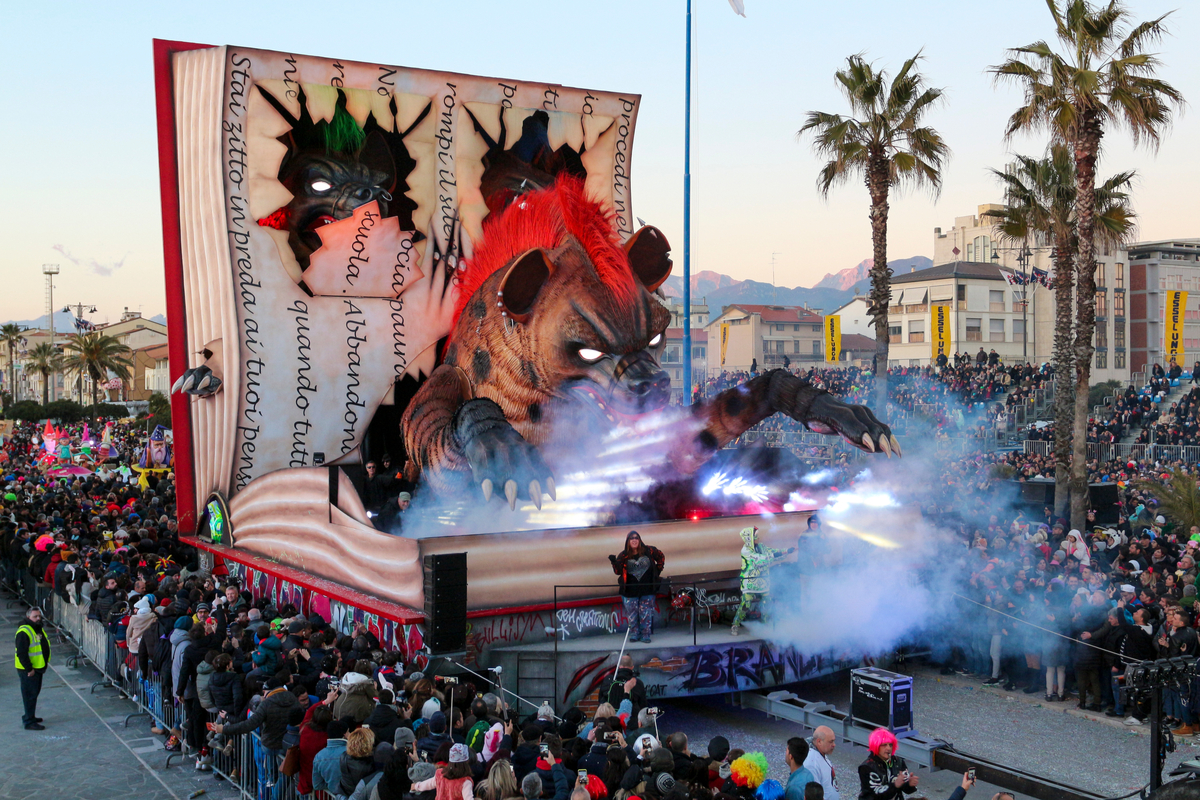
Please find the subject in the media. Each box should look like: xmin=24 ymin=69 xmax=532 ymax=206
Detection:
xmin=0 ymin=598 xmax=239 ymax=800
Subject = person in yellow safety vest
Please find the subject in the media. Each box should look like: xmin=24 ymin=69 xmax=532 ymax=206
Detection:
xmin=15 ymin=607 xmax=50 ymax=730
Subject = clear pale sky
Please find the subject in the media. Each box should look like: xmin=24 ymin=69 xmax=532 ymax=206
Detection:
xmin=4 ymin=0 xmax=1197 ymax=323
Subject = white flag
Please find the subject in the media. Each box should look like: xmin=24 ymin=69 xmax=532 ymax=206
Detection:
xmin=727 ymin=0 xmax=746 ymax=16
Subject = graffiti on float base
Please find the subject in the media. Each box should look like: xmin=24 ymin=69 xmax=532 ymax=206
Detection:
xmin=224 ymin=561 xmax=426 ymax=667
xmin=561 ymin=639 xmax=860 ymax=705
xmin=555 ymin=606 xmax=629 ymax=639
xmin=467 ymin=612 xmax=549 ymax=654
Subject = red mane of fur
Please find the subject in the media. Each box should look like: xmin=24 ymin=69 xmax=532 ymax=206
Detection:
xmin=451 ymin=175 xmax=638 ymax=327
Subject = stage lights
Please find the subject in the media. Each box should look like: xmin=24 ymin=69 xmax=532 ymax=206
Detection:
xmin=1123 ymin=657 xmax=1197 ymax=696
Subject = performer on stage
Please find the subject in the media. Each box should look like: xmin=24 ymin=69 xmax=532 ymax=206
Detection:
xmin=609 ymin=531 xmax=665 ymax=644
xmin=731 ymin=526 xmax=794 ymax=636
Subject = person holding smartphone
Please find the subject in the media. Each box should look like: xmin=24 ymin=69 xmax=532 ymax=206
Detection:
xmin=856 ymin=728 xmax=918 ymax=799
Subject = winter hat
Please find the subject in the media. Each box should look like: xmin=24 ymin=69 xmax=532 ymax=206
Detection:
xmin=1128 ymin=561 xmax=1143 ymax=575
xmin=1185 ymin=585 xmax=1198 ymax=598
xmin=449 ymin=743 xmax=470 ymax=763
xmin=421 ymin=698 xmax=441 ymax=720
xmin=409 ymin=762 xmax=437 ymax=782
xmin=288 ymin=620 xmax=306 ymax=634
xmin=174 ymin=616 xmax=193 ymax=631
xmin=708 ymin=736 xmax=730 ymax=761
xmin=429 ymin=711 xmax=447 ymax=734
xmin=656 ymin=774 xmax=677 ymax=795
xmin=374 ymin=742 xmax=395 ymax=767
xmin=134 ymin=595 xmax=153 ymax=615
xmin=1120 ymin=584 xmax=1137 ymax=594
xmin=394 ymin=727 xmax=416 ymax=748
xmin=341 ymin=671 xmax=369 ymax=687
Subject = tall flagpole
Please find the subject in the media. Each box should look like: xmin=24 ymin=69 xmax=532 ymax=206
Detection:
xmin=683 ymin=0 xmax=693 ymax=403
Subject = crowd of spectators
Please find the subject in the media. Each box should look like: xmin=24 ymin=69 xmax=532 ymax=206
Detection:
xmin=942 ymin=481 xmax=1200 ymax=735
xmin=2 ymin=359 xmax=1197 ymax=799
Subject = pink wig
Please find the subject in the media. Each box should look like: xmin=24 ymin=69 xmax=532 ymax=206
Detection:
xmin=868 ymin=728 xmax=898 ymax=757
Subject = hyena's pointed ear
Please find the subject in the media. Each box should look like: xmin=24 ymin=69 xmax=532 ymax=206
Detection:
xmin=625 ymin=226 xmax=672 ymax=292
xmin=498 ymin=249 xmax=555 ymax=323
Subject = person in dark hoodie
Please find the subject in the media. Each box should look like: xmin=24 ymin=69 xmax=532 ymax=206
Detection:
xmin=609 ymin=531 xmax=665 ymax=644
xmin=512 ymin=724 xmax=544 ymax=782
xmin=211 ymin=671 xmax=304 ymax=755
xmin=363 ymin=688 xmax=404 ymax=747
xmin=605 ymin=653 xmax=647 ymax=723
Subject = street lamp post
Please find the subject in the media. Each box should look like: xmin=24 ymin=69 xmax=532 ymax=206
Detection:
xmin=993 ymin=244 xmax=1040 ymax=363
xmin=41 ymin=264 xmax=59 ymax=402
xmin=62 ymin=302 xmax=98 ymax=403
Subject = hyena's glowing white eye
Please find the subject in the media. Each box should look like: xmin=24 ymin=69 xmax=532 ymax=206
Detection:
xmin=578 ymin=348 xmax=605 ymax=362
xmin=648 ymin=333 xmax=663 ymax=347
xmin=310 ymin=179 xmax=333 ymax=193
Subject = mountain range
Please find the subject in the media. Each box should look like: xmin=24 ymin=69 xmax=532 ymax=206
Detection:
xmin=0 ymin=311 xmax=167 ymax=331
xmin=661 ymin=255 xmax=931 ymax=313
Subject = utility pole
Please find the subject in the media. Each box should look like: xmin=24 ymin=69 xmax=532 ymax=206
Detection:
xmin=41 ymin=264 xmax=59 ymax=402
xmin=62 ymin=301 xmax=98 ymax=403
xmin=682 ymin=0 xmax=693 ymax=404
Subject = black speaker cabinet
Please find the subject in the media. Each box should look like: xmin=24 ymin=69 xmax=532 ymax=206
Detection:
xmin=423 ymin=553 xmax=467 ymax=654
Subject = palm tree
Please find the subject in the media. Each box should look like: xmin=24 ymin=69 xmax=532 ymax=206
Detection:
xmin=983 ymin=144 xmax=1135 ymax=517
xmin=992 ymin=0 xmax=1184 ymax=529
xmin=798 ymin=52 xmax=949 ymax=417
xmin=1135 ymin=469 xmax=1200 ymax=534
xmin=0 ymin=323 xmax=24 ymax=407
xmin=26 ymin=343 xmax=64 ymax=406
xmin=60 ymin=332 xmax=133 ymax=411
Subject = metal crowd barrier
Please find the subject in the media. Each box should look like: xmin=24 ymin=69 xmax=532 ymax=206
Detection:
xmin=1023 ymin=439 xmax=1200 ymax=465
xmin=1 ymin=564 xmax=333 ymax=800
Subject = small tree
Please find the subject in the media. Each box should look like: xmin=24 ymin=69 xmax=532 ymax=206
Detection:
xmin=26 ymin=343 xmax=63 ymax=406
xmin=1135 ymin=469 xmax=1200 ymax=534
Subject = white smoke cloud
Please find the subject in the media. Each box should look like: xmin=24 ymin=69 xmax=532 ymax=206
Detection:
xmin=52 ymin=244 xmax=127 ymax=277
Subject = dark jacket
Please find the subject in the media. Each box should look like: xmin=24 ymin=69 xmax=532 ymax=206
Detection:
xmin=577 ymin=743 xmax=609 ymax=778
xmin=1120 ymin=622 xmax=1156 ymax=666
xmin=857 ymin=752 xmax=917 ymax=800
xmin=605 ymin=667 xmax=647 ymax=724
xmin=362 ymin=702 xmax=403 ymax=748
xmin=416 ymin=731 xmax=451 ymax=762
xmin=339 ymin=751 xmax=375 ymax=795
xmin=209 ymin=670 xmax=246 ymax=717
xmin=1073 ymin=607 xmax=1110 ymax=669
xmin=177 ymin=632 xmax=223 ymax=699
xmin=610 ymin=544 xmax=665 ymax=598
xmin=513 ymin=742 xmax=542 ymax=782
xmin=91 ymin=586 xmax=120 ymax=622
xmin=222 ymin=686 xmax=302 ymax=750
